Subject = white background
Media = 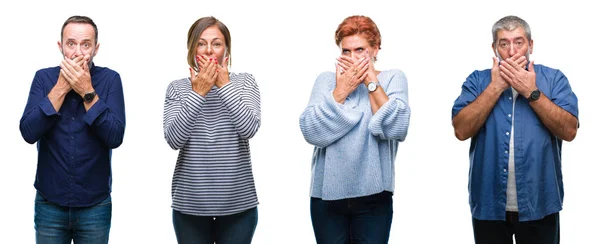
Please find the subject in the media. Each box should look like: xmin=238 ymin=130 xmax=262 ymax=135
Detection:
xmin=1 ymin=0 xmax=598 ymax=243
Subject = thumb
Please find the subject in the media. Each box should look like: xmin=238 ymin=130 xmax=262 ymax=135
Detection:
xmin=83 ymin=60 xmax=89 ymax=72
xmin=492 ymin=56 xmax=498 ymax=67
xmin=528 ymin=60 xmax=535 ymax=72
xmin=221 ymin=56 xmax=229 ymax=68
xmin=189 ymin=67 xmax=194 ymax=79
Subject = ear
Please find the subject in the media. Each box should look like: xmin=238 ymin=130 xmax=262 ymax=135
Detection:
xmin=529 ymin=39 xmax=534 ymax=55
xmin=57 ymin=41 xmax=63 ymax=55
xmin=93 ymin=43 xmax=100 ymax=57
xmin=491 ymin=42 xmax=496 ymax=53
xmin=371 ymin=45 xmax=380 ymax=61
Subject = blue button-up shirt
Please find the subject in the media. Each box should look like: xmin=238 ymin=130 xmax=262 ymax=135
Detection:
xmin=20 ymin=64 xmax=126 ymax=207
xmin=452 ymin=64 xmax=578 ymax=221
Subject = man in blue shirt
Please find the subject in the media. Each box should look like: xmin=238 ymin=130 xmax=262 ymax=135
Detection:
xmin=19 ymin=15 xmax=125 ymax=244
xmin=452 ymin=15 xmax=578 ymax=244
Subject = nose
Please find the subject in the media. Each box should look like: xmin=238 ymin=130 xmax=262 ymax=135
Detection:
xmin=205 ymin=44 xmax=214 ymax=55
xmin=509 ymin=44 xmax=517 ymax=57
xmin=73 ymin=45 xmax=84 ymax=57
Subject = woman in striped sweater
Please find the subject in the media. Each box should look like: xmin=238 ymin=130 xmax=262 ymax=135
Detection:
xmin=300 ymin=15 xmax=411 ymax=243
xmin=163 ymin=16 xmax=261 ymax=244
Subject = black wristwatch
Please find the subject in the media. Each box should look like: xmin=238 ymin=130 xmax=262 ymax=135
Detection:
xmin=83 ymin=91 xmax=97 ymax=103
xmin=528 ymin=89 xmax=540 ymax=101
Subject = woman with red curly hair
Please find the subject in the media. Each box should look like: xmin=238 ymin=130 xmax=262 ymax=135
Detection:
xmin=300 ymin=15 xmax=411 ymax=243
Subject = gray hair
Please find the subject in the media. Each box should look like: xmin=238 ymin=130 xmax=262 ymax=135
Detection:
xmin=492 ymin=15 xmax=531 ymax=45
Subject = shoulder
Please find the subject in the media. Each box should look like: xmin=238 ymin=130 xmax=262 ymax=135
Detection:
xmin=317 ymin=71 xmax=335 ymax=81
xmin=92 ymin=65 xmax=120 ymax=77
xmin=534 ymin=64 xmax=565 ymax=78
xmin=462 ymin=68 xmax=491 ymax=86
xmin=230 ymin=72 xmax=255 ymax=81
xmin=167 ymin=77 xmax=191 ymax=92
xmin=314 ymin=71 xmax=336 ymax=85
xmin=34 ymin=66 xmax=60 ymax=78
xmin=230 ymin=72 xmax=259 ymax=88
xmin=382 ymin=69 xmax=406 ymax=80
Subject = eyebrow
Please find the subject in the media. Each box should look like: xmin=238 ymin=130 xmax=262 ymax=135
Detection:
xmin=498 ymin=37 xmax=526 ymax=42
xmin=199 ymin=38 xmax=223 ymax=42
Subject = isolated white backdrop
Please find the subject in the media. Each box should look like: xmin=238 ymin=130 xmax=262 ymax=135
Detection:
xmin=1 ymin=0 xmax=598 ymax=243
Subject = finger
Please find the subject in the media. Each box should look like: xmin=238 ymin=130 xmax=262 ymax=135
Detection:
xmin=356 ymin=59 xmax=370 ymax=78
xmin=60 ymin=61 xmax=74 ymax=79
xmin=64 ymin=58 xmax=82 ymax=73
xmin=500 ymin=59 xmax=518 ymax=74
xmin=358 ymin=69 xmax=368 ymax=82
xmin=499 ymin=64 xmax=514 ymax=78
xmin=499 ymin=70 xmax=513 ymax=84
xmin=82 ymin=60 xmax=89 ymax=72
xmin=492 ymin=56 xmax=499 ymax=67
xmin=189 ymin=67 xmax=195 ymax=80
xmin=338 ymin=55 xmax=354 ymax=64
xmin=528 ymin=60 xmax=535 ymax=73
xmin=197 ymin=55 xmax=209 ymax=71
xmin=60 ymin=68 xmax=75 ymax=84
xmin=211 ymin=65 xmax=219 ymax=81
xmin=337 ymin=56 xmax=353 ymax=68
xmin=336 ymin=58 xmax=351 ymax=71
xmin=205 ymin=60 xmax=217 ymax=79
xmin=336 ymin=63 xmax=341 ymax=78
xmin=221 ymin=56 xmax=229 ymax=68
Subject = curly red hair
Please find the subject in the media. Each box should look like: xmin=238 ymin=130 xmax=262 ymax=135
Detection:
xmin=335 ymin=15 xmax=381 ymax=50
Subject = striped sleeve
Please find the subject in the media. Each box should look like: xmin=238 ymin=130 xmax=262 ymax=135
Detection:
xmin=216 ymin=73 xmax=261 ymax=139
xmin=299 ymin=72 xmax=363 ymax=148
xmin=163 ymin=79 xmax=206 ymax=150
xmin=368 ymin=69 xmax=411 ymax=141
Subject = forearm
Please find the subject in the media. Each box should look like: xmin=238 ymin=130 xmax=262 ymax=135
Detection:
xmin=83 ymin=94 xmax=99 ymax=111
xmin=217 ymin=82 xmax=261 ymax=139
xmin=163 ymin=92 xmax=205 ymax=150
xmin=83 ymin=96 xmax=126 ymax=149
xmin=47 ymin=84 xmax=69 ymax=112
xmin=530 ymin=93 xmax=578 ymax=141
xmin=453 ymin=86 xmax=502 ymax=140
xmin=367 ymin=87 xmax=389 ymax=114
xmin=300 ymin=94 xmax=363 ymax=148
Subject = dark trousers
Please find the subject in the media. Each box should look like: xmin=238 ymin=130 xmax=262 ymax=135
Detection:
xmin=311 ymin=191 xmax=393 ymax=244
xmin=172 ymin=207 xmax=258 ymax=244
xmin=473 ymin=212 xmax=560 ymax=244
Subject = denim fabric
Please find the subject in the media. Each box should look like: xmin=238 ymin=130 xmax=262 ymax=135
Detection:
xmin=34 ymin=191 xmax=111 ymax=244
xmin=311 ymin=191 xmax=393 ymax=244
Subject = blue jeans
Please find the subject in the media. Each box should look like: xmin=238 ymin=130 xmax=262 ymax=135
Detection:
xmin=34 ymin=191 xmax=112 ymax=244
xmin=172 ymin=207 xmax=258 ymax=244
xmin=311 ymin=191 xmax=393 ymax=244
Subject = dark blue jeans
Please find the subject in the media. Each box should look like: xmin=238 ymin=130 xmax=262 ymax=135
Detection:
xmin=472 ymin=211 xmax=560 ymax=244
xmin=172 ymin=207 xmax=258 ymax=244
xmin=34 ymin=191 xmax=112 ymax=244
xmin=311 ymin=191 xmax=393 ymax=244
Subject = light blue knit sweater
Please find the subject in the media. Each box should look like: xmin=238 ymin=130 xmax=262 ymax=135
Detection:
xmin=300 ymin=69 xmax=411 ymax=200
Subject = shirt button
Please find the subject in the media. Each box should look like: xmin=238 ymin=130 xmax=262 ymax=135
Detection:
xmin=505 ymin=150 xmax=508 ymax=154
xmin=504 ymin=168 xmax=507 ymax=172
xmin=70 ymin=136 xmax=74 ymax=140
xmin=70 ymin=156 xmax=74 ymax=160
xmin=506 ymin=132 xmax=510 ymax=136
xmin=71 ymin=117 xmax=75 ymax=121
xmin=508 ymin=114 xmax=512 ymax=118
xmin=508 ymin=97 xmax=512 ymax=100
